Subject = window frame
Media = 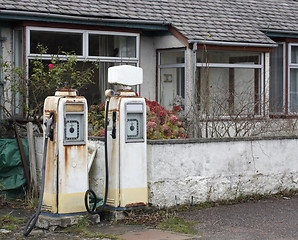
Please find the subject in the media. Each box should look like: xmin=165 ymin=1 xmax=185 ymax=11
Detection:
xmin=157 ymin=48 xmax=186 ymax=107
xmin=25 ymin=26 xmax=140 ymax=102
xmin=196 ymin=50 xmax=264 ymax=118
xmin=26 ymin=27 xmax=140 ymax=62
xmin=288 ymin=43 xmax=298 ymax=114
xmin=269 ymin=42 xmax=286 ymax=115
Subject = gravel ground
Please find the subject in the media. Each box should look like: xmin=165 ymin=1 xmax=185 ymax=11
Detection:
xmin=0 ymin=195 xmax=297 ymax=240
xmin=179 ymin=195 xmax=298 ymax=240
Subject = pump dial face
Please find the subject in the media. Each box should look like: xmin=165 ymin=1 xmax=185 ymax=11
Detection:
xmin=65 ymin=120 xmax=80 ymax=140
xmin=127 ymin=119 xmax=139 ymax=138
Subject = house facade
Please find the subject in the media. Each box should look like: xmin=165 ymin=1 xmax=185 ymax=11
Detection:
xmin=0 ymin=0 xmax=298 ymax=137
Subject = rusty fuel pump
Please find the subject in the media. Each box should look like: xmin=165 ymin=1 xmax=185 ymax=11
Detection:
xmin=24 ymin=89 xmax=88 ymax=236
xmin=85 ymin=65 xmax=148 ymax=214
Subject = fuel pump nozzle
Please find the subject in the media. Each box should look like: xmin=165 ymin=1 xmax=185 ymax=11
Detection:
xmin=45 ymin=112 xmax=55 ymax=140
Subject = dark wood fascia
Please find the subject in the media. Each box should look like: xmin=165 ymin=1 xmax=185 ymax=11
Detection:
xmin=168 ymin=25 xmax=190 ymax=48
xmin=13 ymin=21 xmax=142 ymax=34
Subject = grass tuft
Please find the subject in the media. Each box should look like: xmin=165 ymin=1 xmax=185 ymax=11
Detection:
xmin=157 ymin=216 xmax=199 ymax=235
xmin=64 ymin=216 xmax=122 ymax=239
xmin=0 ymin=214 xmax=25 ymax=231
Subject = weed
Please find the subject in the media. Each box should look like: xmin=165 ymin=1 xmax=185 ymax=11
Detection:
xmin=0 ymin=214 xmax=25 ymax=231
xmin=64 ymin=216 xmax=121 ymax=239
xmin=157 ymin=217 xmax=199 ymax=235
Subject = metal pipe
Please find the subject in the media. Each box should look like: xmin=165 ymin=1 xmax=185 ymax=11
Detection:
xmin=0 ymin=27 xmax=2 ymax=121
xmin=0 ymin=10 xmax=171 ymax=26
xmin=24 ymin=113 xmax=54 ymax=236
xmin=188 ymin=39 xmax=278 ymax=48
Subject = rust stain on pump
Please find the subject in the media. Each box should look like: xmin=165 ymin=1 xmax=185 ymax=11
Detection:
xmin=42 ymin=90 xmax=88 ymax=214
xmin=125 ymin=202 xmax=146 ymax=208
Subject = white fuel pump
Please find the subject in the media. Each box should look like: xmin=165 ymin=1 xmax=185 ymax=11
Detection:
xmin=85 ymin=65 xmax=148 ymax=213
xmin=24 ymin=89 xmax=88 ymax=236
xmin=106 ymin=65 xmax=148 ymax=208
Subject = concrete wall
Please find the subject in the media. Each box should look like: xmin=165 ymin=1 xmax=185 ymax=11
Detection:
xmin=147 ymin=137 xmax=298 ymax=206
xmin=34 ymin=136 xmax=298 ymax=207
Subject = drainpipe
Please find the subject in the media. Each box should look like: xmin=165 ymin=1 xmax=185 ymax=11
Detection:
xmin=192 ymin=42 xmax=198 ymax=138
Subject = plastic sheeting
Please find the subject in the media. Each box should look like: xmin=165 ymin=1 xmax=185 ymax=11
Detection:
xmin=0 ymin=138 xmax=29 ymax=200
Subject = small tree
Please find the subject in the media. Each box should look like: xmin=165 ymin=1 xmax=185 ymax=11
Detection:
xmin=0 ymin=45 xmax=97 ymax=132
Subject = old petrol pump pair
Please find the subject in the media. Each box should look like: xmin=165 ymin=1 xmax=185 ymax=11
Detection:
xmin=24 ymin=65 xmax=148 ymax=236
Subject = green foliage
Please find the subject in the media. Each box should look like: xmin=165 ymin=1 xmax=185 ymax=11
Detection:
xmin=1 ymin=44 xmax=97 ymax=122
xmin=65 ymin=216 xmax=121 ymax=239
xmin=157 ymin=217 xmax=199 ymax=235
xmin=27 ymin=44 xmax=97 ymax=120
xmin=0 ymin=214 xmax=25 ymax=231
xmin=145 ymin=99 xmax=188 ymax=139
xmin=88 ymin=99 xmax=189 ymax=139
xmin=88 ymin=103 xmax=105 ymax=137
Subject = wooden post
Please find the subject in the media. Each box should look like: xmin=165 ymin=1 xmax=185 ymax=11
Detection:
xmin=27 ymin=122 xmax=38 ymax=197
xmin=14 ymin=121 xmax=30 ymax=190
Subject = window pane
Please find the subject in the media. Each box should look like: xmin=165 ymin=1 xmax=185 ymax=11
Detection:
xmin=81 ymin=62 xmax=137 ymax=104
xmin=160 ymin=67 xmax=185 ymax=110
xmin=160 ymin=51 xmax=184 ymax=65
xmin=291 ymin=46 xmax=298 ymax=64
xmin=13 ymin=29 xmax=24 ymax=116
xmin=290 ymin=68 xmax=298 ymax=113
xmin=89 ymin=34 xmax=136 ymax=58
xmin=197 ymin=50 xmax=261 ymax=64
xmin=270 ymin=44 xmax=284 ymax=113
xmin=30 ymin=31 xmax=83 ymax=54
xmin=198 ymin=67 xmax=260 ymax=116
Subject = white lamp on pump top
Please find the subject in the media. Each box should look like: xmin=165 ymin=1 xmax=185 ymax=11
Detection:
xmin=108 ymin=65 xmax=143 ymax=86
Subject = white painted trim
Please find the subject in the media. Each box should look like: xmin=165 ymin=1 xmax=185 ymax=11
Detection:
xmin=26 ymin=26 xmax=140 ymax=61
xmin=157 ymin=49 xmax=187 ymax=105
xmin=288 ymin=43 xmax=298 ymax=114
xmin=196 ymin=63 xmax=262 ymax=69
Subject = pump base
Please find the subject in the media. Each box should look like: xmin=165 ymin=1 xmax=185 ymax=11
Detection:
xmin=102 ymin=205 xmax=147 ymax=221
xmin=36 ymin=212 xmax=100 ymax=230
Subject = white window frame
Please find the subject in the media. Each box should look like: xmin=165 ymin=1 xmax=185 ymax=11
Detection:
xmin=196 ymin=52 xmax=265 ymax=117
xmin=26 ymin=27 xmax=140 ymax=62
xmin=157 ymin=49 xmax=186 ymax=105
xmin=25 ymin=26 xmax=140 ymax=96
xmin=288 ymin=43 xmax=298 ymax=114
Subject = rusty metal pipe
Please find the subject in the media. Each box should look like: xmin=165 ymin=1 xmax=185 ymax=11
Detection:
xmin=85 ymin=98 xmax=110 ymax=214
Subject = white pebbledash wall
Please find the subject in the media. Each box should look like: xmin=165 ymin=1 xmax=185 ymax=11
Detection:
xmin=35 ymin=136 xmax=298 ymax=207
xmin=146 ymin=137 xmax=298 ymax=206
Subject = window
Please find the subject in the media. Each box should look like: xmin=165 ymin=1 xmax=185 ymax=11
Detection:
xmin=289 ymin=44 xmax=298 ymax=113
xmin=197 ymin=50 xmax=263 ymax=117
xmin=26 ymin=27 xmax=139 ymax=104
xmin=13 ymin=28 xmax=24 ymax=117
xmin=270 ymin=43 xmax=285 ymax=114
xmin=158 ymin=49 xmax=185 ymax=110
xmin=270 ymin=42 xmax=298 ymax=115
xmin=30 ymin=30 xmax=83 ymax=55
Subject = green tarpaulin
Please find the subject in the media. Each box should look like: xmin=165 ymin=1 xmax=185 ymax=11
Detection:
xmin=0 ymin=138 xmax=29 ymax=200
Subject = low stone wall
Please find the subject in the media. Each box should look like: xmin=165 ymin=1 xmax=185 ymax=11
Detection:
xmin=35 ymin=136 xmax=298 ymax=207
xmin=147 ymin=137 xmax=298 ymax=206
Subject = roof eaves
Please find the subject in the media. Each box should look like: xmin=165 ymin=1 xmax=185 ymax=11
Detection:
xmin=0 ymin=9 xmax=171 ymax=30
xmin=263 ymin=29 xmax=298 ymax=39
xmin=188 ymin=39 xmax=278 ymax=48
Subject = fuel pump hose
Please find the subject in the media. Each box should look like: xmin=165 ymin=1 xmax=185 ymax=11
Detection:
xmin=84 ymin=99 xmax=109 ymax=215
xmin=23 ymin=114 xmax=54 ymax=236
